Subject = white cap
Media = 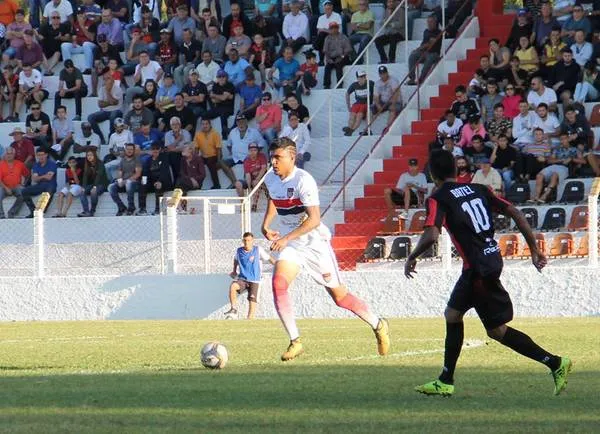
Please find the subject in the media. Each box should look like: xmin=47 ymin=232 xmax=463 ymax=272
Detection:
xmin=356 ymin=69 xmax=367 ymax=77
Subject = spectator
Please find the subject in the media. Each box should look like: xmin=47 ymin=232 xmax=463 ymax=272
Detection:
xmin=16 ymin=65 xmax=48 ymax=121
xmin=157 ymin=28 xmax=178 ymax=75
xmin=25 ymin=102 xmax=52 ymax=149
xmin=78 ymin=148 xmax=108 ymax=217
xmin=279 ymin=111 xmax=311 ymax=168
xmin=183 ymin=69 xmax=209 ymax=118
xmin=436 ymin=110 xmax=463 ymax=145
xmin=341 ymin=0 xmax=360 ymax=29
xmin=223 ymin=48 xmax=253 ymax=88
xmin=249 ymin=33 xmax=275 ymax=86
xmin=574 ymin=62 xmax=600 ymax=103
xmin=164 ymin=94 xmax=195 ymax=134
xmin=226 ymin=23 xmax=252 ymax=60
xmin=486 ymin=103 xmax=512 ymax=144
xmin=450 ymin=85 xmax=479 ymax=123
xmin=523 ymin=0 xmax=543 ymax=19
xmin=88 ymin=67 xmax=123 ymax=144
xmin=80 ymin=0 xmax=102 ymax=22
xmin=268 ymin=46 xmax=300 ymax=96
xmin=455 ymin=156 xmax=473 ymax=183
xmin=128 ymin=7 xmax=160 ymax=58
xmin=138 ymin=142 xmax=173 ymax=215
xmin=174 ymin=28 xmax=202 ymax=90
xmin=12 ymin=148 xmax=57 ymax=218
xmin=532 ymin=102 xmax=560 ymax=144
xmin=539 ymin=27 xmax=565 ymax=78
xmin=549 ymin=48 xmax=581 ymax=98
xmin=521 ymin=127 xmax=551 ymax=181
xmin=254 ymin=0 xmax=279 ymax=27
xmin=253 ymin=13 xmax=279 ymax=51
xmin=53 ymin=157 xmax=82 ymax=217
xmin=175 ymin=144 xmax=205 ymax=196
xmin=202 ymin=25 xmax=226 ymax=64
xmin=439 ymin=135 xmax=464 ymax=158
xmin=106 ymin=0 xmax=128 ymax=23
xmin=54 ymin=60 xmax=88 ymax=121
xmin=108 ymin=142 xmax=142 ymax=216
xmin=124 ymin=94 xmax=155 ymax=134
xmin=256 ymin=91 xmax=282 ymax=143
xmin=61 ymin=7 xmax=97 ymax=74
xmin=123 ymin=27 xmax=155 ymax=76
xmin=472 ymin=157 xmax=502 ymax=195
xmin=282 ymin=93 xmax=310 ymax=125
xmin=97 ymin=8 xmax=123 ymax=50
xmin=463 ymin=134 xmax=492 ymax=169
xmin=224 ymin=113 xmax=264 ymax=172
xmin=374 ymin=0 xmax=404 ymax=64
xmin=155 ymin=72 xmax=179 ymax=120
xmin=0 ymin=147 xmax=28 ymax=219
xmin=238 ymin=74 xmax=262 ymax=120
xmin=490 ymin=133 xmax=517 ymax=191
xmin=349 ymin=0 xmax=374 ymax=64
xmin=194 ymin=7 xmax=220 ymax=40
xmin=527 ymin=76 xmax=557 ymax=111
xmin=314 ymin=0 xmax=343 ymax=66
xmin=371 ymin=65 xmax=402 ymax=134
xmin=133 ymin=121 xmax=163 ymax=157
xmin=512 ymin=99 xmax=538 ymax=150
xmin=3 ymin=9 xmax=31 ymax=66
xmin=132 ymin=0 xmax=160 ymax=23
xmin=51 ymin=105 xmax=74 ymax=161
xmin=0 ymin=65 xmax=18 ymax=122
xmin=36 ymin=12 xmax=71 ymax=76
xmin=561 ymin=4 xmax=591 ymax=46
xmin=457 ymin=114 xmax=487 ymax=148
xmin=204 ymin=69 xmax=236 ymax=139
xmin=235 ymin=142 xmax=268 ymax=211
xmin=168 ymin=5 xmax=196 ymax=45
xmin=194 ymin=118 xmax=229 ymax=189
xmin=505 ymin=56 xmax=528 ymax=93
xmin=296 ymin=50 xmax=318 ymax=97
xmin=383 ymin=158 xmax=427 ymax=221
xmin=501 ymin=85 xmax=521 ymax=120
xmin=73 ymin=122 xmax=101 ymax=155
xmin=476 ymin=55 xmax=496 ymax=85
xmin=281 ymin=0 xmax=309 ymax=54
xmin=322 ymin=21 xmax=352 ymax=90
xmin=42 ymin=0 xmax=73 ymax=25
xmin=507 ymin=9 xmax=532 ymax=51
xmin=571 ymin=29 xmax=593 ymax=67
xmin=105 ymin=118 xmax=133 ymax=180
xmin=560 ymin=105 xmax=590 ymax=149
xmin=514 ymin=35 xmax=539 ymax=76
xmin=343 ymin=69 xmax=374 ymax=136
xmin=164 ymin=116 xmax=191 ymax=162
xmin=196 ymin=50 xmax=220 ymax=90
xmin=125 ymin=50 xmax=163 ymax=106
xmin=222 ymin=2 xmax=253 ymax=38
xmin=16 ymin=29 xmax=43 ymax=71
xmin=9 ymin=127 xmax=35 ymax=169
xmin=531 ymin=2 xmax=559 ymax=48
xmin=407 ymin=15 xmax=441 ymax=85
xmin=488 ymin=38 xmax=511 ymax=83
xmin=480 ymin=80 xmax=503 ymax=124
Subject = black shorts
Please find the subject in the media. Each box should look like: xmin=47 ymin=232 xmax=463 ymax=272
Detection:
xmin=236 ymin=280 xmax=259 ymax=302
xmin=391 ymin=188 xmax=419 ymax=206
xmin=448 ymin=269 xmax=513 ymax=330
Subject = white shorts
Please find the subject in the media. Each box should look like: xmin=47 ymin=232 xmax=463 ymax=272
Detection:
xmin=60 ymin=184 xmax=83 ymax=196
xmin=539 ymin=165 xmax=568 ymax=184
xmin=277 ymin=238 xmax=342 ymax=288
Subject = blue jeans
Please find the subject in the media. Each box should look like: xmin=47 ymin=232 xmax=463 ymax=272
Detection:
xmin=28 ymin=0 xmax=48 ymax=28
xmin=499 ymin=168 xmax=514 ymax=192
xmin=3 ymin=46 xmax=16 ymax=59
xmin=574 ymin=82 xmax=599 ymax=103
xmin=61 ymin=42 xmax=96 ymax=69
xmin=349 ymin=33 xmax=372 ymax=63
xmin=17 ymin=183 xmax=56 ymax=214
xmin=80 ymin=184 xmax=106 ymax=213
xmin=88 ymin=110 xmax=123 ymax=144
xmin=261 ymin=128 xmax=277 ymax=143
xmin=109 ymin=180 xmax=138 ymax=212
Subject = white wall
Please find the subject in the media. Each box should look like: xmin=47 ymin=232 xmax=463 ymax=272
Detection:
xmin=1 ymin=266 xmax=598 ymax=321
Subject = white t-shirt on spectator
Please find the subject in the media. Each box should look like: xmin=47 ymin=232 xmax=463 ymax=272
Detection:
xmin=18 ymin=69 xmax=43 ymax=89
xmin=316 ymin=12 xmax=342 ymax=31
xmin=396 ymin=172 xmax=427 ymax=193
xmin=135 ymin=61 xmax=162 ymax=85
xmin=109 ymin=129 xmax=133 ymax=153
xmin=533 ymin=114 xmax=560 ymax=135
xmin=133 ymin=0 xmax=160 ymax=22
xmin=443 ymin=144 xmax=464 ymax=158
xmin=196 ymin=61 xmax=220 ymax=87
xmin=437 ymin=118 xmax=463 ymax=138
xmin=99 ymin=83 xmax=123 ymax=112
xmin=76 ymin=132 xmax=101 ymax=149
xmin=512 ymin=111 xmax=539 ymax=145
xmin=472 ymin=168 xmax=502 ymax=192
xmin=526 ymin=87 xmax=557 ymax=109
xmin=43 ymin=0 xmax=73 ymax=23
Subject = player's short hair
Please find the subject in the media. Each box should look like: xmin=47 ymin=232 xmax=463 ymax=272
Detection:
xmin=269 ymin=137 xmax=297 ymax=155
xmin=429 ymin=149 xmax=456 ymax=182
xmin=242 ymin=232 xmax=253 ymax=238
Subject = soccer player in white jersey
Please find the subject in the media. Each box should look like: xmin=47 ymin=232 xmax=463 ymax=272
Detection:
xmin=262 ymin=137 xmax=391 ymax=361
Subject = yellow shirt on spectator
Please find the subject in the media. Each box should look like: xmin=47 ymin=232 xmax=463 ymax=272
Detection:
xmin=351 ymin=9 xmax=375 ymax=36
xmin=515 ymin=47 xmax=538 ymax=72
xmin=342 ymin=0 xmax=360 ymax=12
xmin=543 ymin=42 xmax=566 ymax=67
xmin=194 ymin=129 xmax=222 ymax=158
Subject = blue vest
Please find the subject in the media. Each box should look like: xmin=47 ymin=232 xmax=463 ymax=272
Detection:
xmin=236 ymin=246 xmax=262 ymax=283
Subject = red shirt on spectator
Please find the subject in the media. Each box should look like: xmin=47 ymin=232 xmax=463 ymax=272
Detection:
xmin=159 ymin=40 xmax=177 ymax=64
xmin=0 ymin=159 xmax=28 ymax=189
xmin=300 ymin=62 xmax=318 ymax=78
xmin=456 ymin=172 xmax=473 ymax=184
xmin=229 ymin=18 xmax=242 ymax=36
xmin=502 ymin=95 xmax=522 ymax=119
xmin=243 ymin=152 xmax=267 ymax=181
xmin=72 ymin=18 xmax=96 ymax=45
xmin=65 ymin=167 xmax=82 ymax=185
xmin=10 ymin=138 xmax=35 ymax=163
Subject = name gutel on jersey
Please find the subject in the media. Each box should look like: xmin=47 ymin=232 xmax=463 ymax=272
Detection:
xmin=450 ymin=185 xmax=476 ymax=198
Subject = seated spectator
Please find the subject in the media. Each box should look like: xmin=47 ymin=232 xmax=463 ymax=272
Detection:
xmin=463 ymin=135 xmax=493 ymax=169
xmin=54 ymin=60 xmax=88 ymax=121
xmin=61 ymin=7 xmax=97 ymax=74
xmin=374 ymin=0 xmax=404 ymax=65
xmin=296 ymin=50 xmax=318 ymax=97
xmin=322 ymin=21 xmax=352 ymax=90
xmin=9 ymin=127 xmax=35 ymax=169
xmin=253 ymin=13 xmax=279 ymax=52
xmin=349 ymin=0 xmax=374 ymax=64
xmin=467 ymin=68 xmax=485 ymax=98
xmin=531 ymin=2 xmax=558 ymax=49
xmin=370 ymin=65 xmax=402 ymax=134
xmin=457 ymin=115 xmax=487 ymax=148
xmin=12 ymin=148 xmax=57 ymax=218
xmin=488 ymin=38 xmax=511 ymax=84
xmin=521 ymin=128 xmax=551 ymax=181
xmin=80 ymin=0 xmax=102 ymax=22
xmin=183 ymin=69 xmax=209 ymax=118
xmin=249 ymin=33 xmax=275 ymax=86
xmin=175 ymin=144 xmax=205 ymax=197
xmin=204 ymin=70 xmax=236 ymax=139
xmin=235 ymin=142 xmax=268 ymax=211
xmin=105 ymin=118 xmax=133 ymax=180
xmin=314 ymin=0 xmax=343 ymax=66
xmin=238 ymin=74 xmax=262 ymax=120
xmin=530 ymin=132 xmax=577 ymax=203
xmin=226 ymin=23 xmax=252 ymax=60
xmin=167 ymin=5 xmax=196 ymax=46
xmin=51 ymin=105 xmax=74 ymax=162
xmin=202 ymin=25 xmax=227 ymax=64
xmin=281 ymin=0 xmax=309 ymax=54
xmin=108 ymin=143 xmax=142 ymax=216
xmin=574 ymin=62 xmax=600 ymax=103
xmin=0 ymin=147 xmax=28 ymax=219
xmin=527 ymin=76 xmax=557 ymax=111
xmin=97 ymin=8 xmax=124 ymax=50
xmin=436 ymin=109 xmax=463 ymax=144
xmin=25 ymin=103 xmax=52 ymax=149
xmin=125 ymin=95 xmax=155 ymax=134
xmin=3 ymin=9 xmax=32 ymax=67
xmin=480 ymin=80 xmax=503 ymax=124
xmin=256 ymin=91 xmax=282 ymax=143
xmin=174 ymin=28 xmax=202 ymax=90
xmin=439 ymin=135 xmax=464 ymax=158
xmin=138 ymin=143 xmax=173 ymax=215
xmin=279 ymin=111 xmax=311 ymax=168
xmin=254 ymin=0 xmax=280 ymax=30
xmin=341 ymin=0 xmax=360 ymax=30
xmin=196 ymin=50 xmax=220 ymax=90
xmin=125 ymin=51 xmax=164 ymax=107
xmin=505 ymin=56 xmax=528 ymax=94
xmin=133 ymin=121 xmax=164 ymax=158
xmin=343 ymin=70 xmax=374 ymax=137
xmin=451 ymin=85 xmax=479 ymax=123
xmin=223 ymin=48 xmax=253 ymax=88
xmin=14 ymin=64 xmax=47 ymax=121
xmin=194 ymin=118 xmax=235 ymax=189
xmin=455 ymin=155 xmax=473 ymax=183
xmin=501 ymin=85 xmax=521 ymax=120
xmin=507 ymin=9 xmax=532 ymax=51
xmin=222 ymin=3 xmax=252 ymax=39
xmin=560 ymin=105 xmax=590 ymax=149
xmin=155 ymin=73 xmax=180 ymax=120
xmin=407 ymin=15 xmax=441 ymax=85
xmin=106 ymin=0 xmax=129 ymax=23
xmin=164 ymin=116 xmax=191 ymax=179
xmin=472 ymin=157 xmax=502 ymax=196
xmin=561 ymin=4 xmax=591 ymax=46
xmin=0 ymin=66 xmax=18 ymax=123
xmin=549 ymin=48 xmax=580 ymax=99
xmin=16 ymin=30 xmax=44 ymax=72
xmin=43 ymin=0 xmax=74 ymax=25
xmin=486 ymin=103 xmax=512 ymax=144
xmin=532 ymin=102 xmax=560 ymax=145
xmin=225 ymin=113 xmax=265 ymax=173
xmin=194 ymin=7 xmax=220 ymax=40
xmin=490 ymin=134 xmax=517 ymax=191
xmin=571 ymin=29 xmax=593 ymax=67
xmin=53 ymin=157 xmax=82 ymax=217
xmin=268 ymin=46 xmax=300 ymax=96
xmin=88 ymin=67 xmax=123 ymax=145
xmin=514 ymin=36 xmax=539 ymax=76
xmin=73 ymin=122 xmax=101 ymax=155
xmin=157 ymin=29 xmax=178 ymax=75
xmin=539 ymin=27 xmax=565 ymax=78
xmin=130 ymin=6 xmax=160 ymax=57
xmin=91 ymin=35 xmax=123 ymax=96
xmin=512 ymin=100 xmax=538 ymax=150
xmin=123 ymin=27 xmax=154 ymax=76
xmin=383 ymin=158 xmax=427 ymax=221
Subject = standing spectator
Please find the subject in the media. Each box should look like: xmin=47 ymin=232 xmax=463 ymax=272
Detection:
xmin=227 ymin=114 xmax=266 ymax=168
xmin=374 ymin=0 xmax=404 ymax=64
xmin=78 ymin=149 xmax=108 ymax=217
xmin=255 ymin=92 xmax=282 ymax=143
xmin=51 ymin=105 xmax=74 ymax=161
xmin=472 ymin=157 xmax=502 ymax=196
xmin=15 ymin=64 xmax=48 ymax=120
xmin=53 ymin=157 xmax=82 ymax=217
xmin=54 ymin=60 xmax=88 ymax=121
xmin=15 ymin=29 xmax=44 ymax=71
xmin=3 ymin=9 xmax=31 ymax=66
xmin=108 ymin=143 xmax=142 ymax=216
xmin=42 ymin=0 xmax=73 ymax=25
xmin=322 ymin=21 xmax=352 ymax=90
xmin=196 ymin=50 xmax=220 ymax=90
xmin=571 ymin=29 xmax=593 ymax=67
xmin=168 ymin=5 xmax=196 ymax=45
xmin=480 ymin=80 xmax=503 ymax=124
xmin=407 ymin=15 xmax=441 ymax=85
xmin=9 ymin=127 xmax=35 ymax=169
xmin=349 ymin=0 xmax=374 ymax=64
xmin=486 ymin=103 xmax=512 ymax=144
xmin=512 ymin=100 xmax=538 ymax=150
xmin=0 ymin=147 xmax=28 ymax=219
xmin=157 ymin=28 xmax=178 ymax=75
xmin=501 ymin=84 xmax=521 ymax=119
xmin=12 ymin=148 xmax=57 ymax=218
xmin=281 ymin=0 xmax=309 ymax=54
xmin=225 ymin=23 xmax=252 ymax=60
xmin=455 ymin=155 xmax=473 ymax=183
xmin=561 ymin=4 xmax=591 ymax=46
xmin=204 ymin=70 xmax=235 ymax=139
xmin=202 ymin=25 xmax=226 ymax=64
xmin=296 ymin=50 xmax=318 ymax=97
xmin=490 ymin=134 xmax=517 ymax=191
xmin=383 ymin=158 xmax=427 ymax=221
xmin=370 ymin=65 xmax=402 ymax=134
xmin=174 ymin=28 xmax=202 ymax=90
xmin=527 ymin=76 xmax=557 ymax=111
xmin=194 ymin=118 xmax=231 ymax=189
xmin=314 ymin=0 xmax=342 ymax=65
xmin=97 ymin=8 xmax=123 ymax=50
xmin=88 ymin=67 xmax=123 ymax=144
xmin=450 ymin=85 xmax=479 ymax=123
xmin=238 ymin=74 xmax=262 ymax=120
xmin=235 ymin=143 xmax=268 ymax=211
xmin=175 ymin=144 xmax=205 ymax=196
xmin=343 ymin=69 xmax=373 ymax=136
xmin=457 ymin=114 xmax=487 ymax=148
xmin=36 ymin=11 xmax=71 ymax=76
xmin=125 ymin=51 xmax=163 ymax=106
xmin=249 ymin=33 xmax=275 ymax=86
xmin=279 ymin=111 xmax=311 ymax=168
xmin=268 ymin=46 xmax=300 ymax=97
xmin=182 ymin=69 xmax=208 ymax=118
xmin=25 ymin=102 xmax=52 ymax=149
xmin=61 ymin=7 xmax=97 ymax=74
xmin=124 ymin=94 xmax=155 ymax=134
xmin=223 ymin=48 xmax=253 ymax=88
xmin=138 ymin=143 xmax=173 ymax=215
xmin=436 ymin=109 xmax=463 ymax=144
xmin=549 ymin=48 xmax=580 ymax=99
xmin=222 ymin=2 xmax=253 ymax=38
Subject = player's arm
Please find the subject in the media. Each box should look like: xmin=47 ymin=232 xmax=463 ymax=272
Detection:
xmin=261 ymin=199 xmax=279 ymax=241
xmin=503 ymin=204 xmax=547 ymax=272
xmin=280 ymin=205 xmax=320 ymax=243
xmin=405 ymin=197 xmax=444 ymax=278
xmin=230 ymin=258 xmax=238 ymax=278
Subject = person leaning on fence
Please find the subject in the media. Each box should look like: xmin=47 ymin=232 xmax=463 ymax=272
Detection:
xmin=108 ymin=142 xmax=142 ymax=216
xmin=407 ymin=14 xmax=442 ymax=86
xmin=79 ymin=149 xmax=108 ymax=217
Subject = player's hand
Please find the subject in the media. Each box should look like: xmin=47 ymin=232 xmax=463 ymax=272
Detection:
xmin=270 ymin=236 xmax=288 ymax=252
xmin=404 ymin=257 xmax=417 ymax=279
xmin=263 ymin=228 xmax=280 ymax=241
xmin=531 ymin=250 xmax=547 ymax=273
xmin=229 ymin=271 xmax=237 ymax=279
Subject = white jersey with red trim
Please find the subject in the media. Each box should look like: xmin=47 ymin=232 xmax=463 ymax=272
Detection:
xmin=264 ymin=167 xmax=331 ymax=244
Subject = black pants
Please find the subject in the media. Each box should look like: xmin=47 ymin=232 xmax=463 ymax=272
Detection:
xmin=324 ymin=59 xmax=347 ymax=89
xmin=138 ymin=180 xmax=167 ymax=212
xmin=374 ymin=33 xmax=403 ymax=63
xmin=280 ymin=37 xmax=307 ymax=55
xmin=203 ymin=105 xmax=233 ymax=139
xmin=523 ymin=154 xmax=546 ymax=178
xmin=175 ymin=175 xmax=204 ymax=195
xmin=313 ymin=32 xmax=328 ymax=60
xmin=203 ymin=156 xmax=220 ymax=188
xmin=167 ymin=152 xmax=182 ymax=181
xmin=54 ymin=86 xmax=87 ymax=116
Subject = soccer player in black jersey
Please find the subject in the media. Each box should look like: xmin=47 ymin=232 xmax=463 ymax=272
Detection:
xmin=405 ymin=149 xmax=572 ymax=396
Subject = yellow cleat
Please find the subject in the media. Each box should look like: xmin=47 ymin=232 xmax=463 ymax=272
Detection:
xmin=415 ymin=380 xmax=455 ymax=396
xmin=374 ymin=318 xmax=390 ymax=356
xmin=551 ymin=356 xmax=573 ymax=396
xmin=281 ymin=338 xmax=304 ymax=361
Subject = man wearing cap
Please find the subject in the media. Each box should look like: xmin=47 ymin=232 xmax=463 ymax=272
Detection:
xmin=167 ymin=4 xmax=196 ymax=45
xmin=73 ymin=121 xmax=101 ymax=155
xmin=255 ymin=91 xmax=282 ymax=143
xmin=54 ymin=60 xmax=88 ymax=121
xmin=234 ymin=142 xmax=268 ymax=208
xmin=204 ymin=69 xmax=235 ymax=139
xmin=11 ymin=148 xmax=57 ymax=218
xmin=0 ymin=147 xmax=29 ymax=219
xmin=323 ymin=21 xmax=352 ymax=89
xmin=97 ymin=8 xmax=124 ymax=51
xmin=349 ymin=0 xmax=374 ymax=64
xmin=472 ymin=157 xmax=503 ymax=196
xmin=343 ymin=69 xmax=374 ymax=136
xmin=157 ymin=28 xmax=178 ymax=75
xmin=15 ymin=64 xmax=47 ymax=120
xmin=314 ymin=0 xmax=342 ymax=66
xmin=281 ymin=0 xmax=309 ymax=54
xmin=383 ymin=158 xmax=427 ymax=220
xmin=88 ymin=66 xmax=123 ymax=144
xmin=9 ymin=127 xmax=35 ymax=169
xmin=223 ymin=48 xmax=254 ymax=88
xmin=42 ymin=0 xmax=73 ymax=25
xmin=3 ymin=9 xmax=32 ymax=66
xmin=227 ymin=114 xmax=266 ymax=168
xmin=36 ymin=11 xmax=71 ymax=76
xmin=182 ymin=69 xmax=209 ymax=117
xmin=155 ymin=72 xmax=180 ymax=116
xmin=15 ymin=29 xmax=43 ymax=71
xmin=238 ymin=74 xmax=262 ymax=120
xmin=269 ymin=46 xmax=300 ymax=97
xmin=60 ymin=7 xmax=97 ymax=73
xmin=406 ymin=14 xmax=441 ymax=86
xmin=174 ymin=28 xmax=202 ymax=90
xmin=371 ymin=65 xmax=402 ymax=133
xmin=125 ymin=50 xmax=163 ymax=106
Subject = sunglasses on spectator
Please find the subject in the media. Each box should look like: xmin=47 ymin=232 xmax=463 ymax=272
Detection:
xmin=262 ymin=98 xmax=270 ymax=101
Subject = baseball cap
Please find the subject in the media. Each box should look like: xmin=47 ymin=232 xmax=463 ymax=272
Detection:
xmin=328 ymin=21 xmax=339 ymax=28
xmin=517 ymin=8 xmax=527 ymax=16
xmin=189 ymin=69 xmax=199 ymax=76
xmin=480 ymin=157 xmax=491 ymax=164
xmin=77 ymin=6 xmax=86 ymax=14
xmin=9 ymin=127 xmax=24 ymax=136
xmin=216 ymin=69 xmax=227 ymax=77
xmin=408 ymin=158 xmax=418 ymax=166
xmin=248 ymin=142 xmax=260 ymax=149
xmin=235 ymin=113 xmax=247 ymax=121
xmin=160 ymin=28 xmax=171 ymax=33
xmin=323 ymin=0 xmax=333 ymax=5
xmin=114 ymin=117 xmax=125 ymax=127
xmin=97 ymin=34 xmax=107 ymax=43
xmin=378 ymin=65 xmax=388 ymax=74
xmin=356 ymin=69 xmax=367 ymax=77
xmin=63 ymin=59 xmax=74 ymax=68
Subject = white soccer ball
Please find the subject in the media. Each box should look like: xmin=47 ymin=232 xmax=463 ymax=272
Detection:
xmin=200 ymin=342 xmax=229 ymax=369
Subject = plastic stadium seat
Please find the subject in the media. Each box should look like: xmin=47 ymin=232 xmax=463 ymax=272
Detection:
xmin=493 ymin=213 xmax=511 ymax=232
xmin=506 ymin=183 xmax=530 ymax=204
xmin=362 ymin=237 xmax=386 ymax=261
xmin=405 ymin=210 xmax=427 ymax=233
xmin=520 ymin=233 xmax=546 ymax=257
xmin=590 ymin=104 xmax=600 ymax=127
xmin=560 ymin=181 xmax=585 ymax=204
xmin=388 ymin=237 xmax=412 ymax=260
xmin=567 ymin=205 xmax=589 ymax=231
xmin=540 ymin=207 xmax=566 ymax=231
xmin=575 ymin=234 xmax=589 ymax=257
xmin=498 ymin=234 xmax=519 ymax=257
xmin=520 ymin=207 xmax=538 ymax=229
xmin=548 ymin=233 xmax=574 ymax=257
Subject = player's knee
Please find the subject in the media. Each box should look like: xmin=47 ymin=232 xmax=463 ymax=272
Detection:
xmin=444 ymin=307 xmax=463 ymax=323
xmin=383 ymin=187 xmax=391 ymax=196
xmin=486 ymin=325 xmax=506 ymax=341
xmin=272 ymin=274 xmax=289 ymax=295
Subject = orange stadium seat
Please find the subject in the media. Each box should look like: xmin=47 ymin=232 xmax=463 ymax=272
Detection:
xmin=404 ymin=210 xmax=427 ymax=233
xmin=567 ymin=206 xmax=589 ymax=231
xmin=548 ymin=233 xmax=574 ymax=257
xmin=520 ymin=233 xmax=546 ymax=257
xmin=498 ymin=234 xmax=519 ymax=257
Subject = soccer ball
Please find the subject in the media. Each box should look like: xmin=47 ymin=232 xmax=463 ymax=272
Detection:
xmin=200 ymin=342 xmax=229 ymax=369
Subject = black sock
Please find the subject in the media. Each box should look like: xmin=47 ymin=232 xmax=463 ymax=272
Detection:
xmin=500 ymin=327 xmax=560 ymax=371
xmin=438 ymin=322 xmax=464 ymax=385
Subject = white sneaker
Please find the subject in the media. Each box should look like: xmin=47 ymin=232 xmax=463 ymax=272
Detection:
xmin=398 ymin=211 xmax=408 ymax=220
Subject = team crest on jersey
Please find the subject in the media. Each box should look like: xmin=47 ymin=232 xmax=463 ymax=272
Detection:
xmin=287 ymin=187 xmax=294 ymax=198
xmin=322 ymin=273 xmax=332 ymax=283
xmin=249 ymin=255 xmax=255 ymax=262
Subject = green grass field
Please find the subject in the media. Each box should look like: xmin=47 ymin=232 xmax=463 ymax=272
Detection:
xmin=0 ymin=318 xmax=599 ymax=433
